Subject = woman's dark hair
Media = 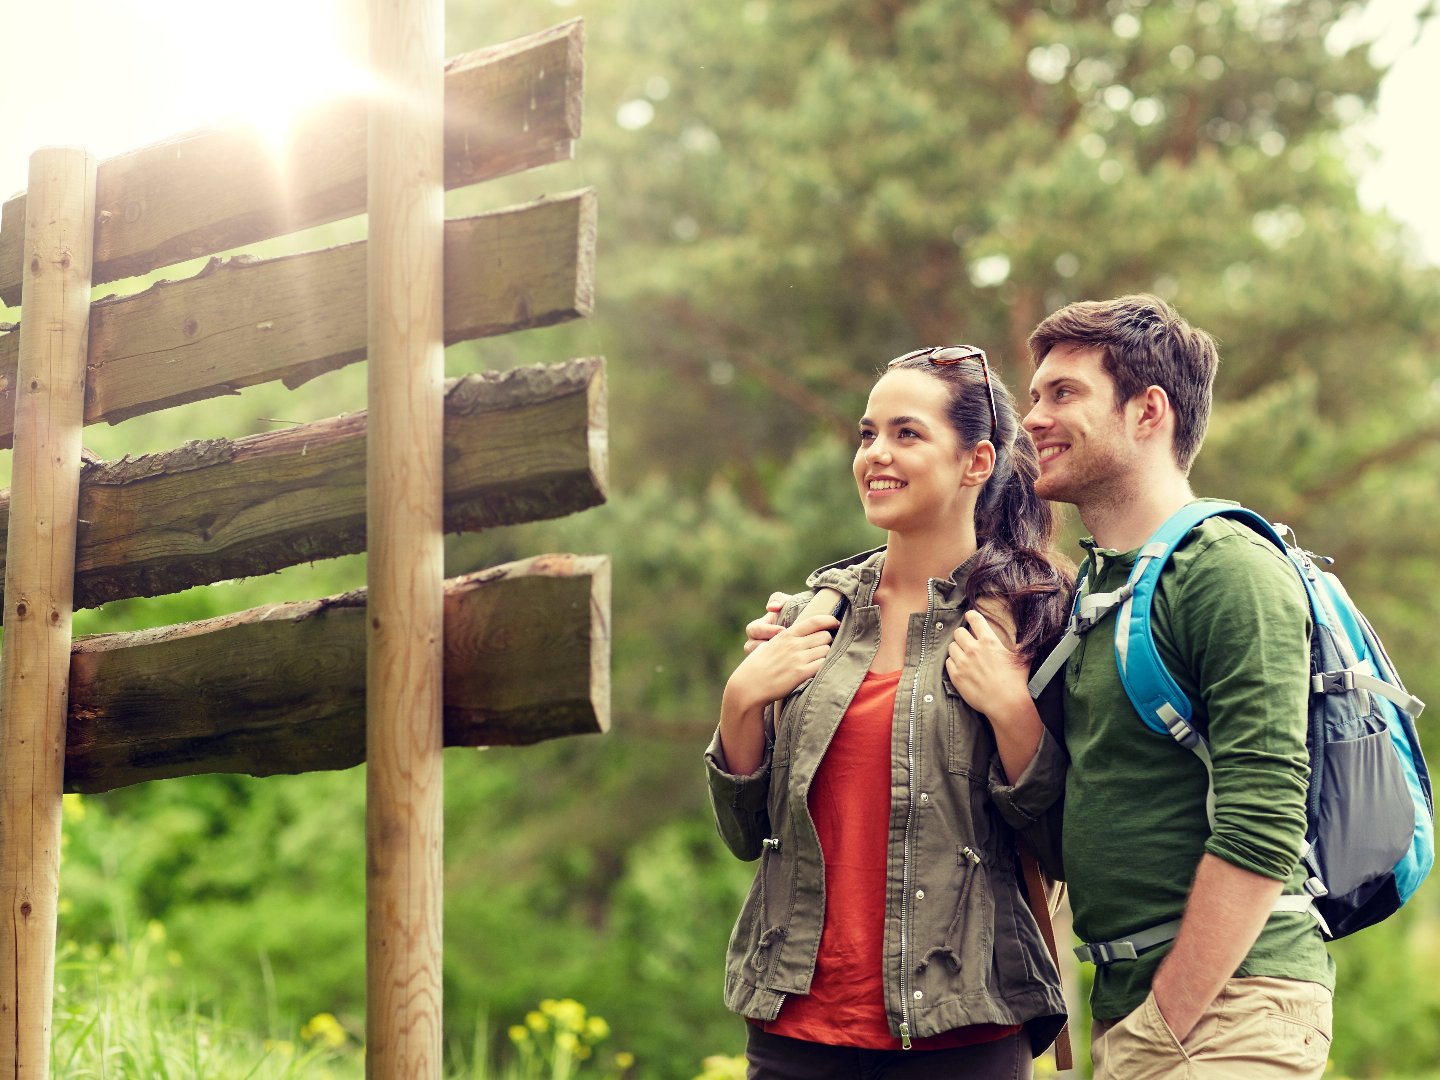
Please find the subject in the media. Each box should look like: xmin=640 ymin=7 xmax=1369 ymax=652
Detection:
xmin=886 ymin=353 xmax=1074 ymax=656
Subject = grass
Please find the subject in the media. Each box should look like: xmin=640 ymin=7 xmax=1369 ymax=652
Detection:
xmin=51 ymin=930 xmax=365 ymax=1079
xmin=45 ymin=928 xmax=659 ymax=1080
xmin=47 ymin=927 xmax=1440 ymax=1079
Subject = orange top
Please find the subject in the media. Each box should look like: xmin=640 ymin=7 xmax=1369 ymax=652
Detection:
xmin=763 ymin=668 xmax=1020 ymax=1051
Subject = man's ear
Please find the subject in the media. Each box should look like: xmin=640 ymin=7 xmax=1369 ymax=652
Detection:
xmin=962 ymin=439 xmax=996 ymax=488
xmin=1132 ymin=385 xmax=1173 ymax=445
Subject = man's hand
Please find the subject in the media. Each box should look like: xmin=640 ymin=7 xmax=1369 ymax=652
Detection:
xmin=1151 ymin=854 xmax=1285 ymax=1043
xmin=743 ymin=591 xmax=792 ymax=654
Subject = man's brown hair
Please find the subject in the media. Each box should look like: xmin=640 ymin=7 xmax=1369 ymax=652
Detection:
xmin=1027 ymin=294 xmax=1218 ymax=473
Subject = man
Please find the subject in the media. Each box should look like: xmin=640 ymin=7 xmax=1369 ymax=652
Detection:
xmin=1018 ymin=295 xmax=1332 ymax=1077
xmin=746 ymin=295 xmax=1333 ymax=1077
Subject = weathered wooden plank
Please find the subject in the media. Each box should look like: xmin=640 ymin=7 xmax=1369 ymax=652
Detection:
xmin=0 ymin=359 xmax=606 ymax=610
xmin=0 ymin=19 xmax=585 ymax=306
xmin=63 ymin=553 xmax=610 ymax=794
xmin=0 ymin=190 xmax=596 ymax=443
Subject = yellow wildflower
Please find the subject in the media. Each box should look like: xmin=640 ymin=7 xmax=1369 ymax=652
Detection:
xmin=301 ymin=1012 xmax=348 ymax=1049
xmin=551 ymin=998 xmax=587 ymax=1031
xmin=62 ymin=794 xmax=85 ymax=823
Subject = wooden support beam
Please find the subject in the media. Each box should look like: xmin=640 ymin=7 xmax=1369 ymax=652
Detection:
xmin=0 ymin=147 xmax=97 ymax=1078
xmin=366 ymin=0 xmax=447 ymax=1070
xmin=64 ymin=555 xmax=610 ymax=794
xmin=0 ymin=358 xmax=606 ymax=610
xmin=0 ymin=190 xmax=597 ymax=444
xmin=0 ymin=20 xmax=585 ymax=306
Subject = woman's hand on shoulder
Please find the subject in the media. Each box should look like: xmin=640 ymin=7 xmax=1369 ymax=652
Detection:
xmin=944 ymin=605 xmax=1032 ymax=724
xmin=726 ymin=612 xmax=839 ymax=712
xmin=742 ymin=592 xmax=791 ymax=654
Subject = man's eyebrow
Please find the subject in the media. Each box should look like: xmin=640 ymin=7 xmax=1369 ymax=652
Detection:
xmin=1030 ymin=374 xmax=1069 ymax=397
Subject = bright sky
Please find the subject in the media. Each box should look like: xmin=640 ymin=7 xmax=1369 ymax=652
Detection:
xmin=0 ymin=0 xmax=1437 ymax=264
xmin=0 ymin=0 xmax=370 ymax=201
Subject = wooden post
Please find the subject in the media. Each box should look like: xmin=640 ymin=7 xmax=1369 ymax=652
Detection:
xmin=365 ymin=0 xmax=446 ymax=1074
xmin=0 ymin=147 xmax=96 ymax=1076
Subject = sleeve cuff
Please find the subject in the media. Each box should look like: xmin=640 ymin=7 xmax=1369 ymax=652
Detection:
xmin=705 ymin=727 xmax=771 ymax=813
xmin=988 ymin=727 xmax=1066 ymax=826
xmin=1203 ymin=833 xmax=1302 ymax=883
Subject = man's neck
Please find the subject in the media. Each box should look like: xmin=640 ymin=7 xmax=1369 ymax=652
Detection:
xmin=1079 ymin=471 xmax=1196 ymax=552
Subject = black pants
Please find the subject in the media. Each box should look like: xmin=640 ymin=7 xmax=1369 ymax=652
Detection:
xmin=745 ymin=1026 xmax=1032 ymax=1080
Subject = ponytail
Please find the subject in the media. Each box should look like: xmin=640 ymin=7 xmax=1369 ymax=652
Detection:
xmin=967 ymin=409 xmax=1074 ymax=657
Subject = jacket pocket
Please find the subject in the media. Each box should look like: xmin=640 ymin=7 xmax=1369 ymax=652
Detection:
xmin=727 ymin=839 xmax=788 ymax=985
xmin=914 ymin=845 xmax=994 ymax=1002
xmin=942 ymin=677 xmax=993 ymax=781
xmin=771 ymin=681 xmax=815 ymax=765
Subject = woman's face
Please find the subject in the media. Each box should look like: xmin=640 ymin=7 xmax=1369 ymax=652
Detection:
xmin=853 ymin=368 xmax=981 ymax=534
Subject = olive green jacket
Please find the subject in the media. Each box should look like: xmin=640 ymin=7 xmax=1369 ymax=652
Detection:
xmin=705 ymin=548 xmax=1067 ymax=1054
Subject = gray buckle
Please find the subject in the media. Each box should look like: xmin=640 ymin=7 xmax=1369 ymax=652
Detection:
xmin=1073 ymin=939 xmax=1139 ymax=965
xmin=1312 ymin=671 xmax=1354 ymax=694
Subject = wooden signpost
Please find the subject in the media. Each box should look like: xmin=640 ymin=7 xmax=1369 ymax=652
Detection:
xmin=0 ymin=14 xmax=605 ymax=1079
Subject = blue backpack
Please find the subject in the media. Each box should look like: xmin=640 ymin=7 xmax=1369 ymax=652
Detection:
xmin=1031 ymin=499 xmax=1433 ymax=956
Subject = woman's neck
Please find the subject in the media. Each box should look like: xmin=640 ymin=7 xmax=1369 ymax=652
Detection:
xmin=880 ymin=527 xmax=979 ymax=595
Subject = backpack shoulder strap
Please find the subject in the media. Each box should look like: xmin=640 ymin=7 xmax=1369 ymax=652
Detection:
xmin=1116 ymin=499 xmax=1286 ymax=741
xmin=1026 ymin=564 xmax=1141 ymax=698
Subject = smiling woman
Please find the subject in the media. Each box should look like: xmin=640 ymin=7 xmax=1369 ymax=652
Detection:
xmin=0 ymin=0 xmax=369 ymax=201
xmin=707 ymin=344 xmax=1078 ymax=1077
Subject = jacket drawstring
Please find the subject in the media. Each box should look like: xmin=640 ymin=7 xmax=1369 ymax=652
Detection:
xmin=753 ymin=838 xmax=785 ymax=971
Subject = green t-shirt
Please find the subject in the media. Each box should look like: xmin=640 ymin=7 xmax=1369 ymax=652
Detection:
xmin=1063 ymin=515 xmax=1335 ymax=1021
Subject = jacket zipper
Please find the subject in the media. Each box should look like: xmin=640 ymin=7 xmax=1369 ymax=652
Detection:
xmin=897 ymin=577 xmax=936 ymax=1050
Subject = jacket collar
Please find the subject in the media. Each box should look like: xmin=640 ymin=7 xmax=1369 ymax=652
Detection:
xmin=805 ymin=546 xmax=981 ymax=605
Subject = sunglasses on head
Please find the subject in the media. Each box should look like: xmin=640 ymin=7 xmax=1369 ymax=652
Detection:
xmin=887 ymin=345 xmax=998 ymax=441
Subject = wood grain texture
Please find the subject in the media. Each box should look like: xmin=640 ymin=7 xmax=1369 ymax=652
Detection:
xmin=64 ymin=554 xmax=610 ymax=794
xmin=0 ymin=189 xmax=597 ymax=445
xmin=0 ymin=20 xmax=585 ymax=306
xmin=0 ymin=146 xmax=96 ymax=1078
xmin=0 ymin=357 xmax=607 ymax=610
xmin=365 ymin=0 xmax=448 ymax=1070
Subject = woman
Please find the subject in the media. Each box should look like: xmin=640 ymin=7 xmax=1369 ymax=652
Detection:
xmin=705 ymin=346 xmax=1072 ymax=1078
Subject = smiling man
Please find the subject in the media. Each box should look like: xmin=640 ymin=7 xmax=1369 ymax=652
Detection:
xmin=1022 ymin=295 xmax=1334 ymax=1078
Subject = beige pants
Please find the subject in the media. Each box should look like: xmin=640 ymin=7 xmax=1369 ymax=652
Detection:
xmin=1091 ymin=976 xmax=1332 ymax=1079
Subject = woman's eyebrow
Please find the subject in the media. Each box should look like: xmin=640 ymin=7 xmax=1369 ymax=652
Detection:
xmin=858 ymin=414 xmax=932 ymax=428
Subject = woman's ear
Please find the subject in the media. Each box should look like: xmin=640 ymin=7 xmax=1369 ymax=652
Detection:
xmin=962 ymin=440 xmax=996 ymax=488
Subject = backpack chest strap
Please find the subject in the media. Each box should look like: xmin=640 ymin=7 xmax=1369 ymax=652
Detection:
xmin=1026 ymin=581 xmax=1136 ymax=698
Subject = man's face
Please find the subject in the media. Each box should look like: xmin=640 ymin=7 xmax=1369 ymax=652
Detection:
xmin=1024 ymin=344 xmax=1137 ymax=508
